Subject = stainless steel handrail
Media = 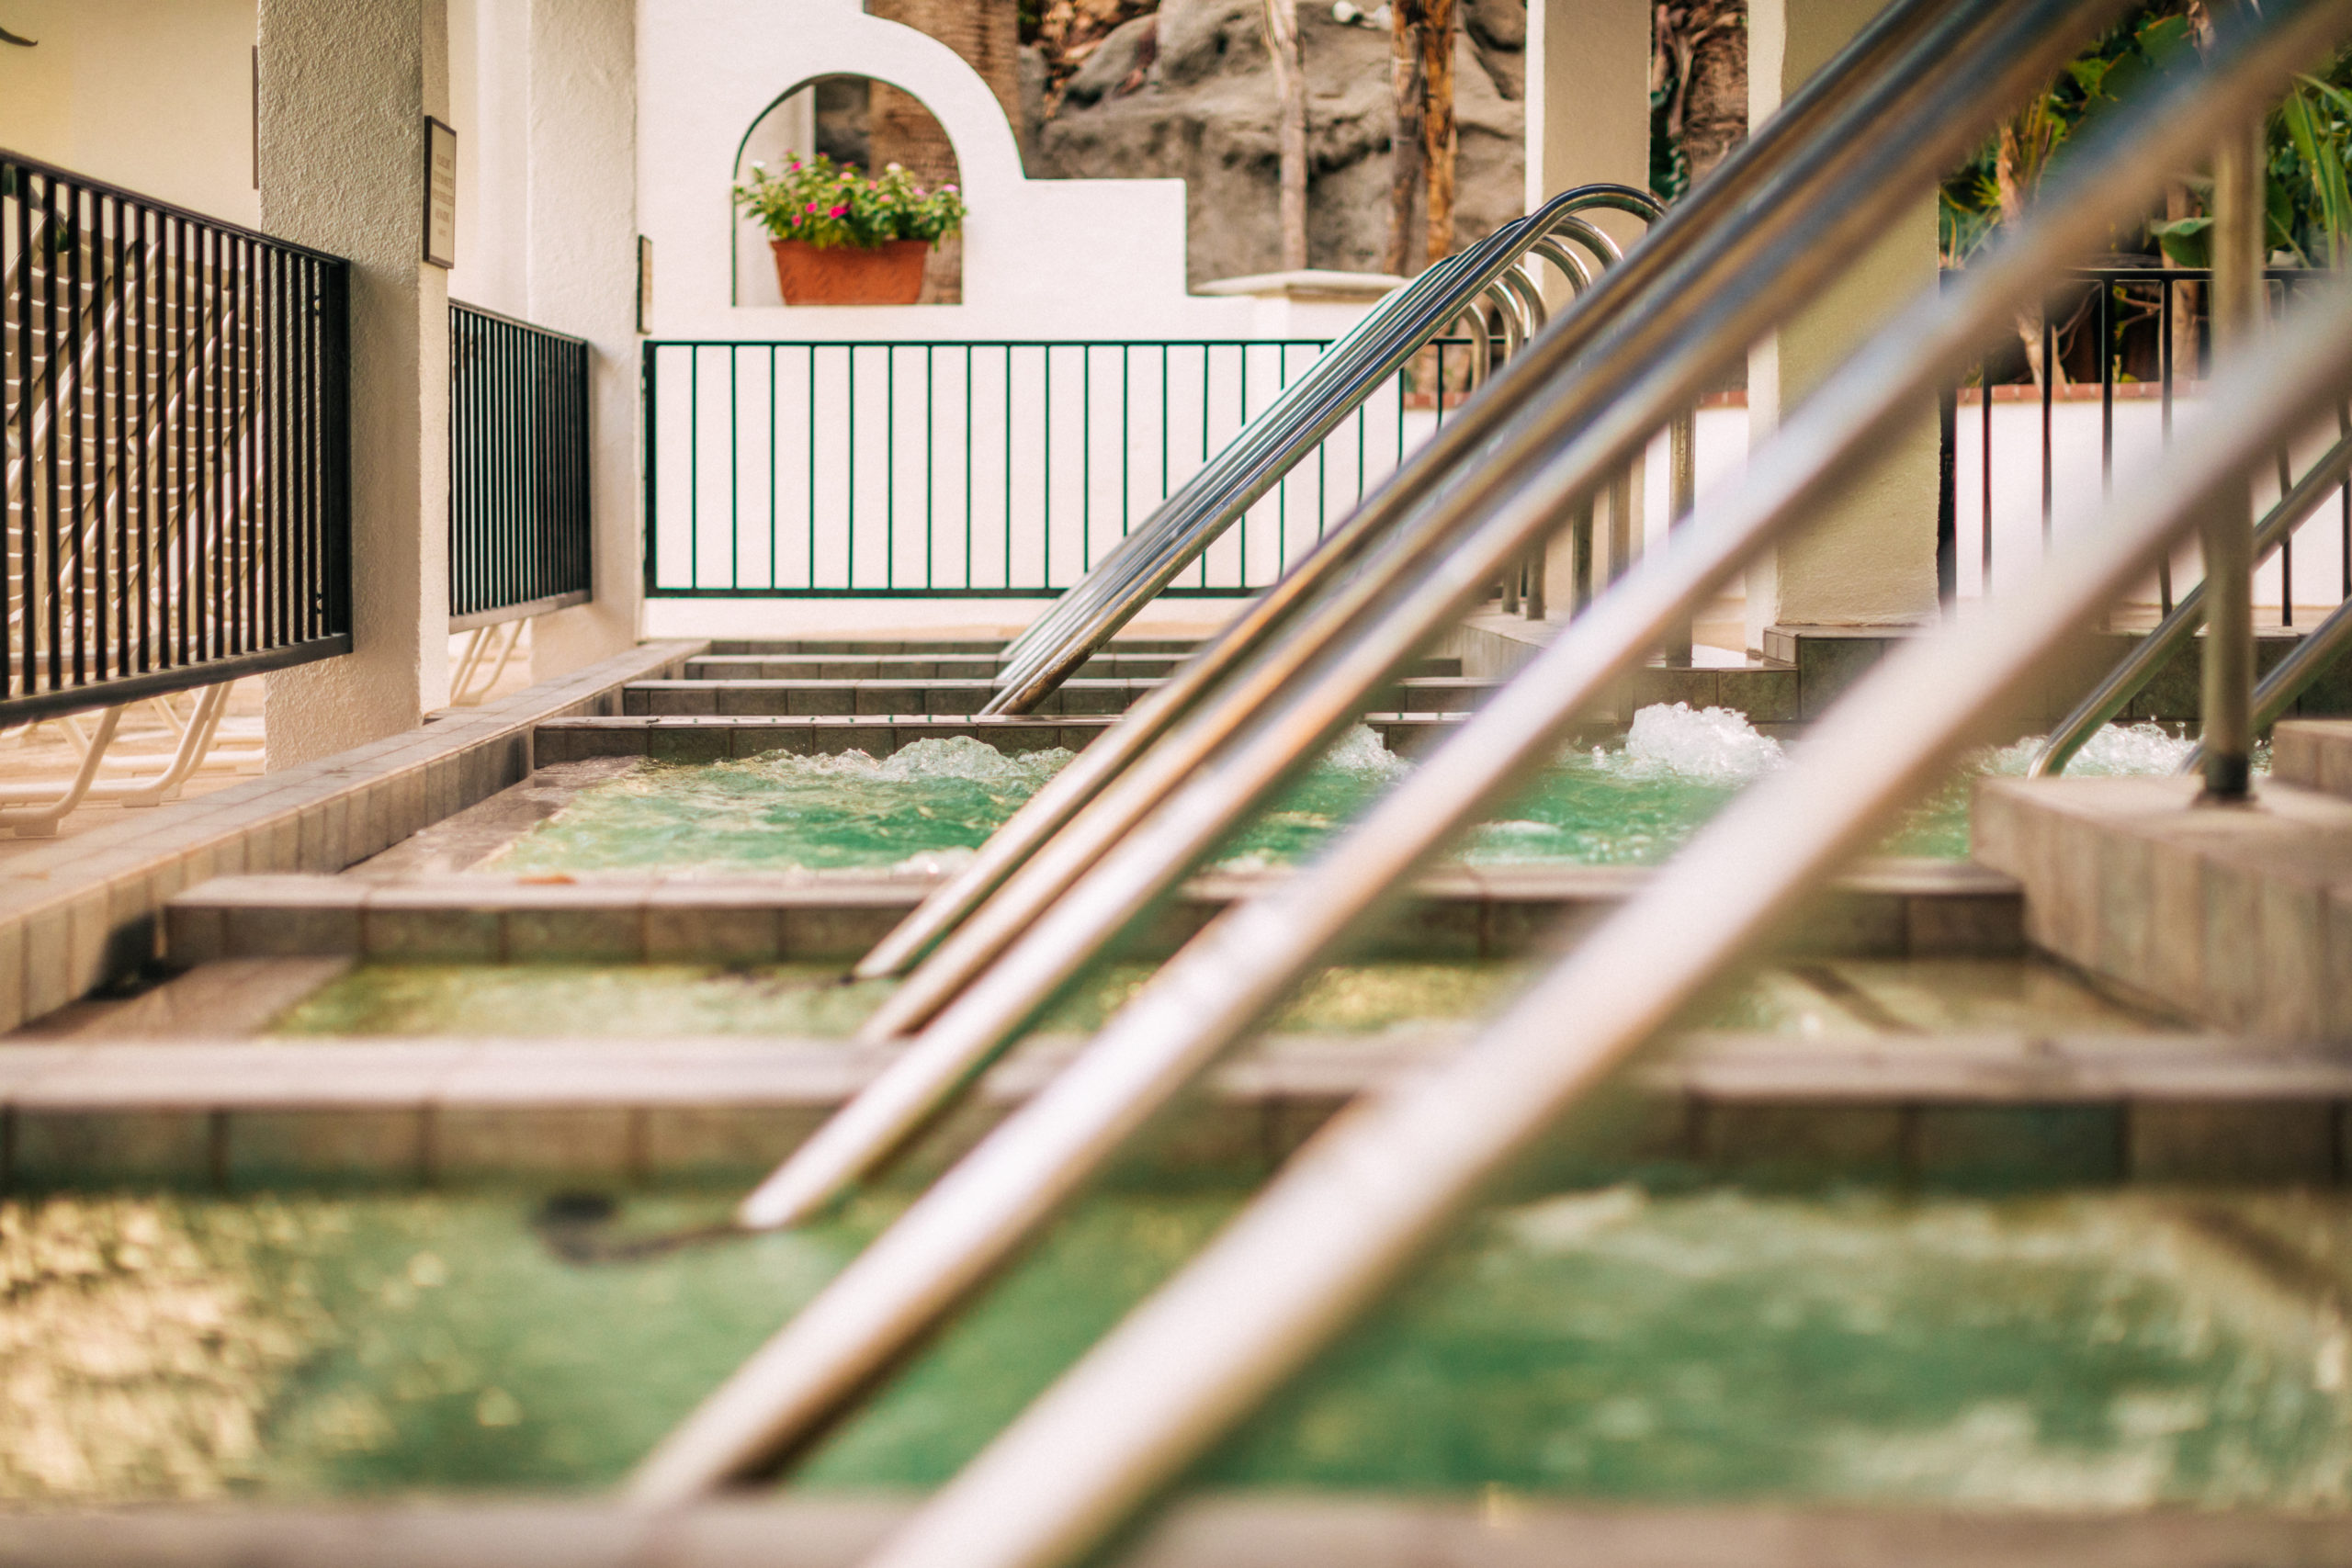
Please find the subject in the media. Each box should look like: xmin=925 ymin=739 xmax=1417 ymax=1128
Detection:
xmin=627 ymin=0 xmax=2162 ymax=1503
xmin=2028 ymin=426 xmax=2352 ymax=776
xmin=987 ymin=211 xmax=1608 ymax=685
xmin=853 ymin=0 xmax=1962 ymax=995
xmin=741 ymin=0 xmax=2078 ymax=1248
xmin=851 ymin=200 xmax=1649 ymax=993
xmin=984 ymin=195 xmax=1643 ymax=711
xmin=810 ymin=0 xmax=2097 ymax=1150
xmin=2176 ymin=561 xmax=2352 ymax=773
xmin=840 ymin=34 xmax=2352 ymax=1568
xmin=992 ymin=249 xmax=1483 ymax=673
xmin=2245 ymin=592 xmax=2352 ymax=731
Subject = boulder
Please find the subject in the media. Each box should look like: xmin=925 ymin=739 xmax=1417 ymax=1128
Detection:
xmin=1032 ymin=1 xmax=1527 ymax=286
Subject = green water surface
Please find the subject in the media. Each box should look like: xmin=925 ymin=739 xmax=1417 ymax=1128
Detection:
xmin=8 ymin=1187 xmax=2351 ymax=1506
xmin=482 ymin=718 xmax=2206 ymax=879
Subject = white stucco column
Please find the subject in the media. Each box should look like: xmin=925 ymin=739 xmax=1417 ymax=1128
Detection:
xmin=1744 ymin=0 xmax=1939 ymax=648
xmin=259 ymin=0 xmax=454 ymax=766
xmin=1524 ymin=0 xmax=1651 ymax=268
xmin=520 ymin=0 xmax=643 ymax=679
xmin=1525 ymin=0 xmax=1650 ymax=610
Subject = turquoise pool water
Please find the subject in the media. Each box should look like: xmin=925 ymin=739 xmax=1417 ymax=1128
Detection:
xmin=266 ymin=960 xmax=1526 ymax=1038
xmin=9 ymin=1186 xmax=2348 ymax=1506
xmin=265 ymin=956 xmax=2175 ymax=1041
xmin=485 ymin=711 xmax=2210 ymax=878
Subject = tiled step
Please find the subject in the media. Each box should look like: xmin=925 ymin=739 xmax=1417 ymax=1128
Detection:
xmin=680 ymin=652 xmax=1468 ymax=681
xmin=620 ymin=675 xmax=1500 ymax=718
xmin=530 ymin=711 xmax=1487 ymax=763
xmin=5 ymin=1025 xmax=2334 ymax=1190
xmin=164 ymin=863 xmax=2023 ymax=966
xmin=2276 ymin=719 xmax=2352 ymax=800
xmin=624 ymin=677 xmax=1159 ymax=717
xmin=701 ymin=637 xmax=1203 ymax=657
xmin=5 ymin=1499 xmax=2344 ymax=1568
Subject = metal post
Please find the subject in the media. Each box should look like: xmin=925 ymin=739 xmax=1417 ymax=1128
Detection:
xmin=2202 ymin=112 xmax=2265 ymax=800
xmin=1661 ymin=406 xmax=1698 ymax=659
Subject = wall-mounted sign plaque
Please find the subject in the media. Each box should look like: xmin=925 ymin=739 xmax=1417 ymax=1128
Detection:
xmin=424 ymin=116 xmax=458 ymax=269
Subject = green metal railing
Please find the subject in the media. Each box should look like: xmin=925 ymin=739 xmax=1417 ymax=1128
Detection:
xmin=639 ymin=337 xmax=1471 ymax=598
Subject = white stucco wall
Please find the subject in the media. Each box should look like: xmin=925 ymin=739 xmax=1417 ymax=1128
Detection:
xmin=259 ymin=0 xmax=454 ymax=765
xmin=636 ymin=0 xmax=1348 ymax=638
xmin=637 ymin=0 xmax=1258 ymax=344
xmin=1743 ymin=0 xmax=1942 ymax=644
xmin=0 ymin=0 xmax=260 ymax=226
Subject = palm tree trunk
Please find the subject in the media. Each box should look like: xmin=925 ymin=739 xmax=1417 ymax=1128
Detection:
xmin=1385 ymin=0 xmax=1426 ymax=274
xmin=1419 ymin=0 xmax=1458 ymax=264
xmin=1263 ymin=0 xmax=1308 ymax=270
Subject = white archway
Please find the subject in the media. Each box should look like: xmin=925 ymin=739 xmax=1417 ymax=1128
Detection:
xmin=638 ymin=0 xmax=1253 ymax=338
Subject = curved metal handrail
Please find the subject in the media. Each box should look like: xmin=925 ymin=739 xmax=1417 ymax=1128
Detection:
xmin=982 ymin=188 xmax=1651 ymax=714
xmin=846 ymin=196 xmax=1656 ymax=1002
xmin=2028 ymin=423 xmax=2352 ymax=776
xmin=620 ymin=0 xmax=2333 ymax=1514
xmin=991 ymin=210 xmax=1604 ymax=686
xmin=624 ymin=0 xmax=2183 ymax=1506
xmin=747 ymin=11 xmax=2346 ymax=1565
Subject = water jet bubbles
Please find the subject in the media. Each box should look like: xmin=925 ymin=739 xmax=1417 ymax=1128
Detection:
xmin=1601 ymin=703 xmax=1787 ymax=785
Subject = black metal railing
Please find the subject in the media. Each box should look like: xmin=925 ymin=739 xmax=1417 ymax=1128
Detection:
xmin=1941 ymin=265 xmax=2351 ymax=620
xmin=2 ymin=150 xmax=349 ymax=721
xmin=640 ymin=338 xmax=1476 ymax=598
xmin=448 ymin=300 xmax=593 ymax=629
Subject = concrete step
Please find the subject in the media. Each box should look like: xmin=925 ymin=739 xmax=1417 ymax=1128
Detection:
xmin=1973 ymin=773 xmax=2352 ymax=1041
xmin=6 ymin=1021 xmax=2334 ymax=1190
xmin=680 ymin=652 xmax=1468 ymax=682
xmin=164 ymin=862 xmax=2023 ymax=967
xmin=620 ymin=674 xmax=1499 ymax=718
xmin=2276 ymin=718 xmax=2352 ymax=800
xmin=530 ymin=711 xmax=1491 ymax=764
xmin=701 ymin=637 xmax=1203 ymax=657
xmin=5 ymin=1499 xmax=2344 ymax=1568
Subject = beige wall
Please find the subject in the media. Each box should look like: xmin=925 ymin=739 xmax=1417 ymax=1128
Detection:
xmin=1744 ymin=0 xmax=1940 ymax=642
xmin=1525 ymin=0 xmax=1652 ymax=615
xmin=0 ymin=0 xmax=260 ymax=226
xmin=1524 ymin=0 xmax=1650 ymax=267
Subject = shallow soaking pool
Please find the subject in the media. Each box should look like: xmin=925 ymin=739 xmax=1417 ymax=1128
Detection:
xmin=8 ymin=1185 xmax=2350 ymax=1506
xmin=264 ymin=956 xmax=2176 ymax=1041
xmin=482 ymin=709 xmax=2209 ymax=879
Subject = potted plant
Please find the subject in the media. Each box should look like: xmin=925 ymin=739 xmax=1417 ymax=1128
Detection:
xmin=734 ymin=153 xmax=967 ymax=306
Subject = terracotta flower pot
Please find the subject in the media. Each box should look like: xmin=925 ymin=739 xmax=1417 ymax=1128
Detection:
xmin=769 ymin=238 xmax=930 ymax=306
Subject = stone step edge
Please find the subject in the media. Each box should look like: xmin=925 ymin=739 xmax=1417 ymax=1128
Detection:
xmin=162 ymin=862 xmax=2024 ymax=964
xmin=10 ymin=1032 xmax=2345 ymax=1189
xmin=0 ymin=1030 xmax=2329 ymax=1111
xmin=2276 ymin=718 xmax=2352 ymax=800
xmin=9 ymin=1495 xmax=2336 ymax=1568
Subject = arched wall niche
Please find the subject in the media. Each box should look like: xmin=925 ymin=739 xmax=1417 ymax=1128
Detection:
xmin=732 ymin=73 xmax=965 ymax=306
xmin=638 ymin=0 xmax=1255 ymax=339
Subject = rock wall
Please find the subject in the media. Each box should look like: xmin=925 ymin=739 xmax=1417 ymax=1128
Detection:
xmin=1029 ymin=0 xmax=1529 ymax=286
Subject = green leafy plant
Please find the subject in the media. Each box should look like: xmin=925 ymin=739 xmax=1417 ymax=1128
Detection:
xmin=1943 ymin=5 xmax=2352 ymax=269
xmin=734 ymin=153 xmax=967 ymax=250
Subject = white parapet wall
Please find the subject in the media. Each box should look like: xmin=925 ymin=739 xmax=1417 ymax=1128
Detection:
xmin=635 ymin=0 xmax=1394 ymax=641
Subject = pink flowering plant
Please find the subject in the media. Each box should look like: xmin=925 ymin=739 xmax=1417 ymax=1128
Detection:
xmin=734 ymin=153 xmax=966 ymax=249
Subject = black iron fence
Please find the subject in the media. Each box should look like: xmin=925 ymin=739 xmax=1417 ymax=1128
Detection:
xmin=448 ymin=300 xmax=593 ymax=629
xmin=1941 ymin=265 xmax=2351 ymax=619
xmin=641 ymin=337 xmax=1475 ymax=598
xmin=2 ymin=150 xmax=349 ymax=721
